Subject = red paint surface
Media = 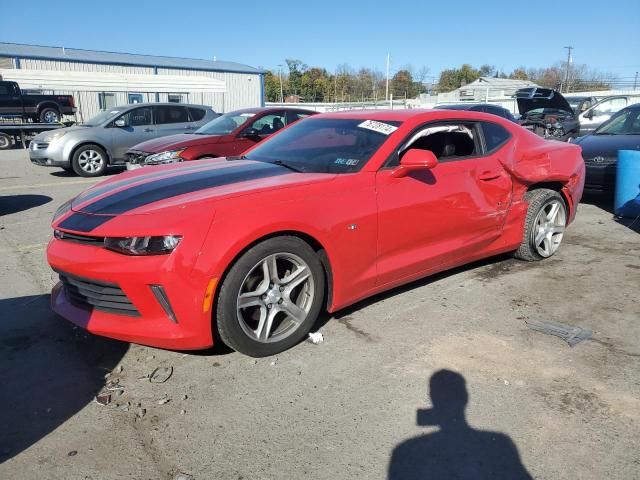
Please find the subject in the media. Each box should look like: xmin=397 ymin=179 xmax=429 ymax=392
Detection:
xmin=48 ymin=110 xmax=585 ymax=350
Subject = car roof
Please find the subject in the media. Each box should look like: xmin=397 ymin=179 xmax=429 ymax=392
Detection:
xmin=112 ymin=102 xmax=213 ymax=110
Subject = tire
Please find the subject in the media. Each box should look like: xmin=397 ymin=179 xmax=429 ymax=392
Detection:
xmin=72 ymin=145 xmax=107 ymax=177
xmin=514 ymin=189 xmax=567 ymax=262
xmin=0 ymin=133 xmax=11 ymax=150
xmin=216 ymin=236 xmax=325 ymax=357
xmin=39 ymin=107 xmax=61 ymax=123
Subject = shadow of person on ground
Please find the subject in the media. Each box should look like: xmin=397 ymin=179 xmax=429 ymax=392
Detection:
xmin=388 ymin=370 xmax=532 ymax=480
xmin=0 ymin=294 xmax=129 ymax=462
xmin=0 ymin=194 xmax=52 ymax=216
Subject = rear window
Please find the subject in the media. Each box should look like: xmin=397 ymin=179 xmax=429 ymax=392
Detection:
xmin=481 ymin=122 xmax=510 ymax=151
xmin=154 ymin=106 xmax=189 ymax=124
xmin=188 ymin=107 xmax=206 ymax=121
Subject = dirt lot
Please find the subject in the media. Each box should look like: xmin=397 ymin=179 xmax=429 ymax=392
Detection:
xmin=1 ymin=149 xmax=639 ymax=480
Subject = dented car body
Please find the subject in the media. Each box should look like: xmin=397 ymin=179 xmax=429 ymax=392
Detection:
xmin=47 ymin=109 xmax=585 ymax=355
xmin=516 ymin=87 xmax=580 ymax=141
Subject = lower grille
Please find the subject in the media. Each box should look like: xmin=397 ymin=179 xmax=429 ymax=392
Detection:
xmin=125 ymin=150 xmax=150 ymax=165
xmin=58 ymin=271 xmax=140 ymax=317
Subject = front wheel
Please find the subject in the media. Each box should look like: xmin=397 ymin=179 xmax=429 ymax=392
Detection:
xmin=216 ymin=236 xmax=325 ymax=357
xmin=72 ymin=145 xmax=107 ymax=177
xmin=0 ymin=133 xmax=11 ymax=150
xmin=515 ymin=189 xmax=567 ymax=261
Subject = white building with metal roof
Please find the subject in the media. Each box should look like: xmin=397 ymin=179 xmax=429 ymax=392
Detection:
xmin=0 ymin=42 xmax=264 ymax=121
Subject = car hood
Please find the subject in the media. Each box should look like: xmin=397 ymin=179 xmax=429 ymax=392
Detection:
xmin=131 ymin=133 xmax=224 ymax=153
xmin=515 ymin=88 xmax=573 ymax=115
xmin=34 ymin=125 xmax=92 ymax=140
xmin=574 ymin=134 xmax=640 ymax=159
xmin=55 ymin=159 xmax=336 ymax=233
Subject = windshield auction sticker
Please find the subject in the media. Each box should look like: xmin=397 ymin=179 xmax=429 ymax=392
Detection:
xmin=357 ymin=120 xmax=398 ymax=135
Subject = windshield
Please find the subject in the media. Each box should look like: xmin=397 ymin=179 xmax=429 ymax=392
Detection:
xmin=244 ymin=118 xmax=401 ymax=174
xmin=594 ymin=108 xmax=640 ymax=135
xmin=83 ymin=109 xmax=122 ymax=127
xmin=195 ymin=111 xmax=255 ymax=135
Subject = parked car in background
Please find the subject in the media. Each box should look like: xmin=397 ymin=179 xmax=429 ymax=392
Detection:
xmin=125 ymin=107 xmax=317 ymax=167
xmin=578 ymin=95 xmax=636 ymax=135
xmin=434 ymin=103 xmax=517 ymax=122
xmin=574 ymin=103 xmax=640 ymax=192
xmin=566 ymin=95 xmax=597 ymax=114
xmin=515 ymin=87 xmax=580 ymax=141
xmin=48 ymin=109 xmax=584 ymax=356
xmin=0 ymin=80 xmax=76 ymax=123
xmin=29 ymin=103 xmax=217 ymax=176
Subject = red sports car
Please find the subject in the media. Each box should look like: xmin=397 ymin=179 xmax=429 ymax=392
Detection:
xmin=48 ymin=110 xmax=585 ymax=357
xmin=124 ymin=107 xmax=316 ymax=167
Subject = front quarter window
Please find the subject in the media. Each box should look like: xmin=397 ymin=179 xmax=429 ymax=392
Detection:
xmin=244 ymin=118 xmax=401 ymax=174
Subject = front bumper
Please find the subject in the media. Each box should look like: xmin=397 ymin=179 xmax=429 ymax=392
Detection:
xmin=47 ymin=236 xmax=216 ymax=350
xmin=585 ymin=162 xmax=616 ymax=191
xmin=29 ymin=140 xmax=71 ymax=168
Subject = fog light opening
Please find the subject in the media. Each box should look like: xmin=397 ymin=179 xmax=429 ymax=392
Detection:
xmin=150 ymin=285 xmax=178 ymax=324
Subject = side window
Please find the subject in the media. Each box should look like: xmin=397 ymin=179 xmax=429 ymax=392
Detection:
xmin=119 ymin=107 xmax=152 ymax=126
xmin=481 ymin=122 xmax=511 ymax=152
xmin=154 ymin=106 xmax=189 ymax=124
xmin=593 ymin=98 xmax=628 ymax=117
xmin=248 ymin=113 xmax=286 ymax=135
xmin=188 ymin=107 xmax=206 ymax=121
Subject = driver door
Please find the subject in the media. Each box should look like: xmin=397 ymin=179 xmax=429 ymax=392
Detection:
xmin=375 ymin=121 xmax=513 ymax=287
xmin=110 ymin=106 xmax=154 ymax=160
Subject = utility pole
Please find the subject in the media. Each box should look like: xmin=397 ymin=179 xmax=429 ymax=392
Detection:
xmin=634 ymin=71 xmax=638 ymax=91
xmin=563 ymin=46 xmax=573 ymax=93
xmin=385 ymin=53 xmax=390 ymax=101
xmin=277 ymin=64 xmax=284 ymax=103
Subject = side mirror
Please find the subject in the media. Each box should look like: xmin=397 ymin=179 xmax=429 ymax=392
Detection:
xmin=241 ymin=128 xmax=260 ymax=138
xmin=114 ymin=118 xmax=128 ymax=128
xmin=584 ymin=109 xmax=594 ymax=120
xmin=392 ymin=149 xmax=438 ymax=178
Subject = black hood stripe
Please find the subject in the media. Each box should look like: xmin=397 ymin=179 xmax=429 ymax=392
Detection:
xmin=75 ymin=162 xmax=216 ymax=206
xmin=58 ymin=212 xmax=115 ymax=232
xmin=82 ymin=162 xmax=287 ymax=215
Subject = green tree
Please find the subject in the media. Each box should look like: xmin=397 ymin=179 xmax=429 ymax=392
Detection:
xmin=263 ymin=71 xmax=281 ymax=102
xmin=436 ymin=64 xmax=480 ymax=92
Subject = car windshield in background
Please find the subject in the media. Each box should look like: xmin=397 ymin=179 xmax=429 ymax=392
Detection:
xmin=594 ymin=108 xmax=640 ymax=135
xmin=83 ymin=109 xmax=122 ymax=127
xmin=244 ymin=118 xmax=401 ymax=174
xmin=195 ymin=112 xmax=255 ymax=135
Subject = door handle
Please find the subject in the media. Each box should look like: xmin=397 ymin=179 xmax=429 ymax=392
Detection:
xmin=144 ymin=128 xmax=154 ymax=132
xmin=478 ymin=170 xmax=501 ymax=181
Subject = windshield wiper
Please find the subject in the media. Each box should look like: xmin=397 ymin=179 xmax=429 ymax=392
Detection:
xmin=271 ymin=160 xmax=305 ymax=173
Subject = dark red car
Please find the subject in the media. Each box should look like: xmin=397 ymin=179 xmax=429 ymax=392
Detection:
xmin=125 ymin=107 xmax=317 ymax=166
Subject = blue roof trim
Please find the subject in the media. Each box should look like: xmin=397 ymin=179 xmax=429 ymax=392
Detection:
xmin=0 ymin=42 xmax=262 ymax=75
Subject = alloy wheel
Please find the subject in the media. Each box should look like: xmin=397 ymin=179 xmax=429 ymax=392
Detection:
xmin=236 ymin=252 xmax=315 ymax=343
xmin=532 ymin=199 xmax=566 ymax=257
xmin=43 ymin=111 xmax=60 ymax=123
xmin=78 ymin=149 xmax=105 ymax=174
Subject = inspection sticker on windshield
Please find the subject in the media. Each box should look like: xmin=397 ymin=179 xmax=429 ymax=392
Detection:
xmin=357 ymin=120 xmax=398 ymax=135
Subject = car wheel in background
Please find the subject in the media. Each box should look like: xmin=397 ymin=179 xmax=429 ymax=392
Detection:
xmin=72 ymin=145 xmax=107 ymax=177
xmin=515 ymin=188 xmax=567 ymax=261
xmin=39 ymin=108 xmax=61 ymax=123
xmin=216 ymin=236 xmax=325 ymax=357
xmin=0 ymin=133 xmax=11 ymax=150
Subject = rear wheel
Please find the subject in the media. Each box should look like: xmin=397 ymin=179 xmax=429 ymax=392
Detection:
xmin=72 ymin=145 xmax=107 ymax=177
xmin=515 ymin=189 xmax=567 ymax=261
xmin=0 ymin=133 xmax=11 ymax=150
xmin=216 ymin=236 xmax=325 ymax=357
xmin=39 ymin=107 xmax=61 ymax=123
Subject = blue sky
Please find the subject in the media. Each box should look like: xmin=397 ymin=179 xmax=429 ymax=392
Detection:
xmin=2 ymin=0 xmax=639 ymax=80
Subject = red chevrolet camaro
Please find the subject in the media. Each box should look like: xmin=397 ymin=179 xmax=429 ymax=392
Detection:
xmin=48 ymin=109 xmax=585 ymax=357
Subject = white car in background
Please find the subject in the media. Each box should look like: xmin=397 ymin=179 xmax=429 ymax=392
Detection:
xmin=578 ymin=96 xmax=636 ymax=135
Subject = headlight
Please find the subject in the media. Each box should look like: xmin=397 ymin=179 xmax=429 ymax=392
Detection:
xmin=144 ymin=150 xmax=185 ymax=165
xmin=52 ymin=198 xmax=73 ymax=221
xmin=41 ymin=130 xmax=67 ymax=143
xmin=104 ymin=235 xmax=182 ymax=255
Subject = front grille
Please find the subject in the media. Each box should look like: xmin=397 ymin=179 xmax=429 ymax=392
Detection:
xmin=54 ymin=229 xmax=104 ymax=246
xmin=584 ymin=156 xmax=616 ymax=166
xmin=57 ymin=271 xmax=140 ymax=317
xmin=125 ymin=150 xmax=150 ymax=165
xmin=30 ymin=142 xmax=49 ymax=150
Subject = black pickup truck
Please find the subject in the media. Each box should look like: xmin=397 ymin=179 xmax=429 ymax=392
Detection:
xmin=0 ymin=80 xmax=77 ymax=123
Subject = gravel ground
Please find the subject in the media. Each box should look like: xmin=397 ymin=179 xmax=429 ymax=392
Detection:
xmin=1 ymin=149 xmax=639 ymax=480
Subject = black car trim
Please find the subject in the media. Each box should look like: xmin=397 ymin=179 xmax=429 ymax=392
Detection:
xmin=58 ymin=212 xmax=115 ymax=232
